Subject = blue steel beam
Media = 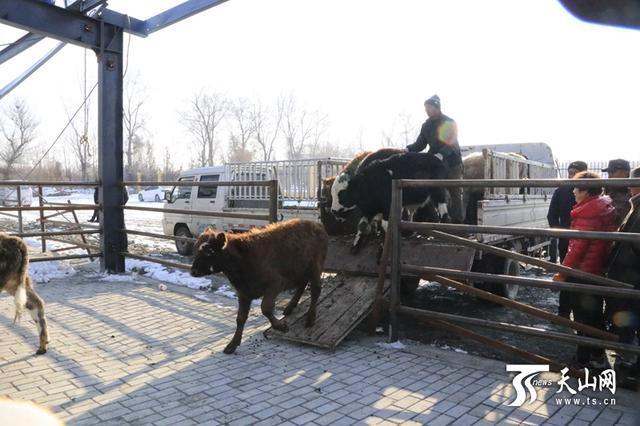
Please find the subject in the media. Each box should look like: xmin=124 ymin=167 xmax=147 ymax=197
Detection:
xmin=0 ymin=42 xmax=65 ymax=100
xmin=0 ymin=33 xmax=45 ymax=66
xmin=0 ymin=0 xmax=118 ymax=52
xmin=97 ymin=27 xmax=126 ymax=273
xmin=141 ymin=0 xmax=231 ymax=35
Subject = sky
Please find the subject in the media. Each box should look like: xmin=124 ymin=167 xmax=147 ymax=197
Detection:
xmin=1 ymin=0 xmax=639 ymax=170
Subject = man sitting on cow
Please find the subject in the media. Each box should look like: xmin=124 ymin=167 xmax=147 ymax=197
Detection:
xmin=406 ymin=94 xmax=464 ymax=224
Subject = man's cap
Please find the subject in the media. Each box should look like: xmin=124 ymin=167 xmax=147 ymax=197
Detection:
xmin=568 ymin=161 xmax=588 ymax=172
xmin=425 ymin=94 xmax=441 ymax=108
xmin=602 ymin=159 xmax=631 ymax=173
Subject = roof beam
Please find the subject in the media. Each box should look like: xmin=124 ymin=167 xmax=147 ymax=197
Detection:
xmin=0 ymin=0 xmax=118 ymax=52
xmin=141 ymin=0 xmax=231 ymax=35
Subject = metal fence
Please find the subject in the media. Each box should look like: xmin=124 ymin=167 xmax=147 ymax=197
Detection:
xmin=120 ymin=180 xmax=279 ymax=270
xmin=0 ymin=181 xmax=100 ymax=263
xmin=557 ymin=160 xmax=640 ymax=178
xmin=385 ymin=177 xmax=640 ymax=374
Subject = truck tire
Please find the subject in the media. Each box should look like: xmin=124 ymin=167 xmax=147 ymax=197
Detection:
xmin=175 ymin=225 xmax=194 ymax=256
xmin=471 ymin=254 xmax=520 ymax=300
xmin=494 ymin=258 xmax=520 ymax=299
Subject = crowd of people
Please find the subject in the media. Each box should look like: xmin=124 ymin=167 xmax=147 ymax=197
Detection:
xmin=547 ymin=159 xmax=639 ymax=387
xmin=405 ymin=94 xmax=639 ymax=387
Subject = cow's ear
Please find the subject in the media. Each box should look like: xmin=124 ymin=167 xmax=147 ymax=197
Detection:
xmin=215 ymin=232 xmax=227 ymax=249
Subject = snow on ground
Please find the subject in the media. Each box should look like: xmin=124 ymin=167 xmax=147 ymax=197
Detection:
xmin=125 ymin=258 xmax=210 ymax=290
xmin=376 ymin=341 xmax=406 ymax=350
xmin=29 ymin=260 xmax=76 ymax=284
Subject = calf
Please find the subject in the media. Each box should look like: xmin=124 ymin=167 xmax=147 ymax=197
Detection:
xmin=331 ymin=152 xmax=449 ymax=252
xmin=0 ymin=234 xmax=48 ymax=355
xmin=190 ymin=219 xmax=329 ymax=354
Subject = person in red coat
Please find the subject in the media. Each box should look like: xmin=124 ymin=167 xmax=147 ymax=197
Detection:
xmin=553 ymin=171 xmax=617 ymax=368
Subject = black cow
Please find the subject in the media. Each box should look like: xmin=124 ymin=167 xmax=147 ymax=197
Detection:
xmin=331 ymin=152 xmax=449 ymax=252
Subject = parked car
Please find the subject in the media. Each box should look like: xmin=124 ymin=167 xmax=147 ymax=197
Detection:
xmin=136 ymin=186 xmax=168 ymax=202
xmin=0 ymin=185 xmax=33 ymax=206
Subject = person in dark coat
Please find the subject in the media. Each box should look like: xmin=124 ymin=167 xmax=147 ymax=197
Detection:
xmin=406 ymin=95 xmax=464 ymax=223
xmin=547 ymin=161 xmax=588 ymax=317
xmin=603 ymin=158 xmax=632 ymax=228
xmin=553 ymin=171 xmax=617 ymax=369
xmin=89 ymin=187 xmax=99 ymax=222
xmin=605 ymin=166 xmax=640 ymax=387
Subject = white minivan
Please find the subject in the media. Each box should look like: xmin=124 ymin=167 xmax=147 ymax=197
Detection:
xmin=162 ymin=159 xmax=347 ymax=255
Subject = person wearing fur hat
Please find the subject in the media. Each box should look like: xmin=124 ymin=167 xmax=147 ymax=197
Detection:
xmin=603 ymin=158 xmax=632 ymax=228
xmin=406 ymin=95 xmax=464 ymax=223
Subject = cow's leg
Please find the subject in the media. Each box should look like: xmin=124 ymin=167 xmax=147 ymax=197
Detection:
xmin=224 ymin=295 xmax=251 ymax=354
xmin=262 ymin=288 xmax=288 ymax=333
xmin=305 ymin=271 xmax=322 ymax=328
xmin=283 ymin=284 xmax=306 ymax=316
xmin=25 ymin=284 xmax=48 ymax=355
xmin=351 ymin=217 xmax=372 ymax=253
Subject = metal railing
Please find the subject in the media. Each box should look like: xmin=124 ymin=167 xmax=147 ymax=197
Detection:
xmin=120 ymin=179 xmax=278 ymax=270
xmin=386 ymin=177 xmax=640 ymax=371
xmin=0 ymin=181 xmax=100 ymax=262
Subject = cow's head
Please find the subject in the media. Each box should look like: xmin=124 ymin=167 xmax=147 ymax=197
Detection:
xmin=190 ymin=230 xmax=228 ymax=277
xmin=330 ymin=172 xmax=358 ymax=218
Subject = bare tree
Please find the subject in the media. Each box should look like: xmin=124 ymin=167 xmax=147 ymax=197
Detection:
xmin=250 ymin=97 xmax=284 ymax=161
xmin=227 ymin=97 xmax=255 ymax=162
xmin=381 ymin=112 xmax=419 ymax=148
xmin=0 ymin=99 xmax=38 ymax=179
xmin=281 ymin=95 xmax=327 ymax=160
xmin=123 ymin=75 xmax=147 ymax=180
xmin=180 ymin=91 xmax=228 ymax=167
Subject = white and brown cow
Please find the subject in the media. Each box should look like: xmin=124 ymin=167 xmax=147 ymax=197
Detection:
xmin=0 ymin=233 xmax=48 ymax=355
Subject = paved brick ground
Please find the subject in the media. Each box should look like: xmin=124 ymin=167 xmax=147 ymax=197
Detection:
xmin=1 ymin=269 xmax=639 ymax=425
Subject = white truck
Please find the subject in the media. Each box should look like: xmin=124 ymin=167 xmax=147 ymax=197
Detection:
xmin=162 ymin=159 xmax=347 ymax=254
xmin=163 ymin=145 xmax=558 ymax=298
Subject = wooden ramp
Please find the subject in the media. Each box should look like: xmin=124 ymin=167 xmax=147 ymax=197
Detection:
xmin=265 ymin=275 xmax=381 ymax=351
xmin=265 ymin=236 xmax=476 ymax=351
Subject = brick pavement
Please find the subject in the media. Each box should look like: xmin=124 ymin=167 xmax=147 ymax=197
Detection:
xmin=1 ymin=269 xmax=638 ymax=425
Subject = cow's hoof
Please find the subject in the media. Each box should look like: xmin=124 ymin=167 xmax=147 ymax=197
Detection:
xmin=440 ymin=214 xmax=451 ymax=224
xmin=350 ymin=245 xmax=361 ymax=255
xmin=304 ymin=316 xmax=316 ymax=328
xmin=223 ymin=344 xmax=237 ymax=354
xmin=274 ymin=322 xmax=289 ymax=333
xmin=283 ymin=305 xmax=295 ymax=316
xmin=35 ymin=348 xmax=47 ymax=355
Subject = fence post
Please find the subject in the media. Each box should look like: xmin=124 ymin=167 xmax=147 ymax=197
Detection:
xmin=16 ymin=185 xmax=23 ymax=236
xmin=389 ymin=179 xmax=403 ymax=343
xmin=38 ymin=185 xmax=46 ymax=253
xmin=268 ymin=180 xmax=278 ymax=224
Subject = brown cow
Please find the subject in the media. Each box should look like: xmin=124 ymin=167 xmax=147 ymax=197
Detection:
xmin=0 ymin=233 xmax=48 ymax=355
xmin=190 ymin=219 xmax=329 ymax=354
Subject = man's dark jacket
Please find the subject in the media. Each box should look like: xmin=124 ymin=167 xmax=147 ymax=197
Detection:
xmin=406 ymin=114 xmax=462 ymax=167
xmin=607 ymin=194 xmax=640 ymax=288
xmin=547 ymin=186 xmax=575 ymax=229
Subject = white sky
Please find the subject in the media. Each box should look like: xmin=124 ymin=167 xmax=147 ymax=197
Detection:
xmin=1 ymin=0 xmax=639 ymax=170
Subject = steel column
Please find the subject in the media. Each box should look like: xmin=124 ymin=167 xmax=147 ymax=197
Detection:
xmin=97 ymin=28 xmax=125 ymax=273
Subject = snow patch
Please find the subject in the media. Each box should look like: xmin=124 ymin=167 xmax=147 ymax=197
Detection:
xmin=125 ymin=259 xmax=210 ymax=290
xmin=214 ymin=284 xmax=237 ymax=300
xmin=377 ymin=341 xmax=406 ymax=350
xmin=29 ymin=261 xmax=76 ymax=283
xmin=194 ymin=293 xmax=211 ymax=302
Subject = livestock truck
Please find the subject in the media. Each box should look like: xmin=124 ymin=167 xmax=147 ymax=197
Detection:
xmin=162 ymin=143 xmax=557 ymax=298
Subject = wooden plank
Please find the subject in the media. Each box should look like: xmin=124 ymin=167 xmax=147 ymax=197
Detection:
xmin=324 ymin=235 xmax=475 ymax=276
xmin=314 ymin=277 xmax=380 ymax=348
xmin=265 ymin=275 xmax=382 ymax=350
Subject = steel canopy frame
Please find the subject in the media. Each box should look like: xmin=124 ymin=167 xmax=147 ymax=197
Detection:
xmin=0 ymin=0 xmax=229 ymax=272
